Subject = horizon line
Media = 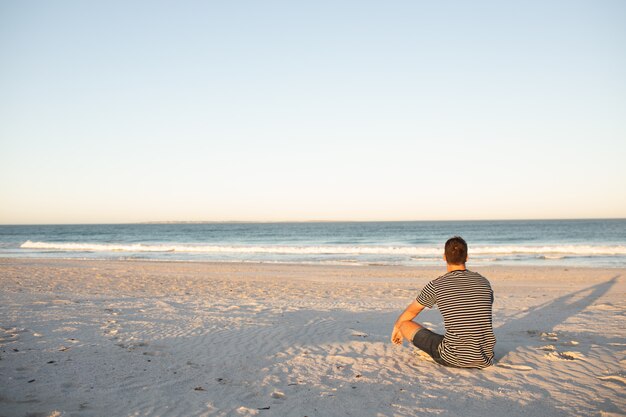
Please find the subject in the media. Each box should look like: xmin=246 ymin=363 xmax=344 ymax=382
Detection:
xmin=1 ymin=216 xmax=625 ymax=226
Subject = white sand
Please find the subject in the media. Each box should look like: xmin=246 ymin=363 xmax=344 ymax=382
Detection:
xmin=0 ymin=259 xmax=624 ymax=417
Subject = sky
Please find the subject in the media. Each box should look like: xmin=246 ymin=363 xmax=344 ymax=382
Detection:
xmin=1 ymin=0 xmax=625 ymax=224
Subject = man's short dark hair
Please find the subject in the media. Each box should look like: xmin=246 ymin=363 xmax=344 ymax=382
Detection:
xmin=445 ymin=236 xmax=467 ymax=265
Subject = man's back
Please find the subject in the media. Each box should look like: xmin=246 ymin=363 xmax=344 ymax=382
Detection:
xmin=417 ymin=270 xmax=496 ymax=368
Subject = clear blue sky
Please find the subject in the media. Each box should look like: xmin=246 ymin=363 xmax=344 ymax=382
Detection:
xmin=1 ymin=1 xmax=625 ymax=224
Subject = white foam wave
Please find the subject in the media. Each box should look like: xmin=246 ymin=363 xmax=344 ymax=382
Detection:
xmin=19 ymin=241 xmax=626 ymax=257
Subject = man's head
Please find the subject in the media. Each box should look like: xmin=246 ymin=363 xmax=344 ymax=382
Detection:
xmin=444 ymin=236 xmax=468 ymax=265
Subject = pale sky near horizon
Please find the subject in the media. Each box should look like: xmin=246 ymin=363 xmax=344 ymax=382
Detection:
xmin=1 ymin=1 xmax=625 ymax=224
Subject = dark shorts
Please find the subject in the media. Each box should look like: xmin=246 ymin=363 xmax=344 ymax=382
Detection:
xmin=411 ymin=328 xmax=454 ymax=367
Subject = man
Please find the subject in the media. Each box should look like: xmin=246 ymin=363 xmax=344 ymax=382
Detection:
xmin=391 ymin=236 xmax=495 ymax=368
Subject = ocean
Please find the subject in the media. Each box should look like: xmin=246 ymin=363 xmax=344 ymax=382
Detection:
xmin=0 ymin=220 xmax=624 ymax=267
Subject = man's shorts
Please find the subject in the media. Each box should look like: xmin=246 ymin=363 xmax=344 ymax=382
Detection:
xmin=411 ymin=328 xmax=454 ymax=367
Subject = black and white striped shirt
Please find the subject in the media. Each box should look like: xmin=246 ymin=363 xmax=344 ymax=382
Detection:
xmin=417 ymin=269 xmax=496 ymax=368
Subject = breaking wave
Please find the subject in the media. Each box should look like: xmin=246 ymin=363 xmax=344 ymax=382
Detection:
xmin=19 ymin=241 xmax=626 ymax=257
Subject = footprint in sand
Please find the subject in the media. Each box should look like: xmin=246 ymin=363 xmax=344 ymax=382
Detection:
xmin=600 ymin=412 xmax=626 ymax=417
xmin=270 ymin=390 xmax=286 ymax=399
xmin=235 ymin=406 xmax=259 ymax=416
xmin=537 ymin=345 xmax=556 ymax=352
xmin=597 ymin=375 xmax=626 ymax=386
xmin=101 ymin=318 xmax=121 ymax=340
xmin=0 ymin=333 xmax=19 ymax=344
xmin=588 ymin=303 xmax=617 ymax=311
xmin=540 ymin=332 xmax=558 ymax=342
xmin=546 ymin=351 xmax=584 ymax=361
xmin=413 ymin=350 xmax=435 ymax=362
xmin=498 ymin=363 xmax=533 ymax=371
xmin=350 ymin=330 xmax=368 ymax=338
xmin=142 ymin=349 xmax=165 ymax=357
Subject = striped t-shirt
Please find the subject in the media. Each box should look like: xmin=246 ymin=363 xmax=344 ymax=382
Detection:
xmin=417 ymin=269 xmax=496 ymax=368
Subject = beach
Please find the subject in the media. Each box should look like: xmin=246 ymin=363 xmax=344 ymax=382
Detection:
xmin=0 ymin=258 xmax=624 ymax=417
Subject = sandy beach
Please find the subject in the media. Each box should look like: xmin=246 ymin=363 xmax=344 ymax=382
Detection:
xmin=0 ymin=258 xmax=624 ymax=417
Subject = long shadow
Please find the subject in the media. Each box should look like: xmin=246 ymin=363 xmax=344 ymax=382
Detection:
xmin=494 ymin=274 xmax=620 ymax=359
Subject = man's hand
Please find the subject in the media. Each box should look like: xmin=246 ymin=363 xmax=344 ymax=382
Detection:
xmin=391 ymin=326 xmax=403 ymax=345
xmin=391 ymin=300 xmax=426 ymax=345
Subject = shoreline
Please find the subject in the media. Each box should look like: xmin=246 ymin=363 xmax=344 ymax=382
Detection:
xmin=3 ymin=255 xmax=624 ymax=269
xmin=2 ymin=257 xmax=623 ymax=286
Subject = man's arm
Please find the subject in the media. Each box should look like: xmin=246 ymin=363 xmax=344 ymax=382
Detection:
xmin=391 ymin=300 xmax=425 ymax=345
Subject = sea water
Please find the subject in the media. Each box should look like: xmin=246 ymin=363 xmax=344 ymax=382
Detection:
xmin=0 ymin=220 xmax=624 ymax=267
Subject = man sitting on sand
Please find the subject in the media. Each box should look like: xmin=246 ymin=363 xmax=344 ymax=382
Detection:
xmin=391 ymin=236 xmax=495 ymax=368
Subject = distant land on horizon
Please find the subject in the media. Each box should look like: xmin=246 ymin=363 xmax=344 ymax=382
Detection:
xmin=139 ymin=217 xmax=626 ymax=224
xmin=1 ymin=217 xmax=625 ymax=226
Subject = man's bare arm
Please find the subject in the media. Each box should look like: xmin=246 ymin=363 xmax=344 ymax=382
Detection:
xmin=391 ymin=300 xmax=425 ymax=344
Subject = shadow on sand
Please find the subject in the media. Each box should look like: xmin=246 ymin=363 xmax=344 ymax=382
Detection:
xmin=494 ymin=274 xmax=620 ymax=360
